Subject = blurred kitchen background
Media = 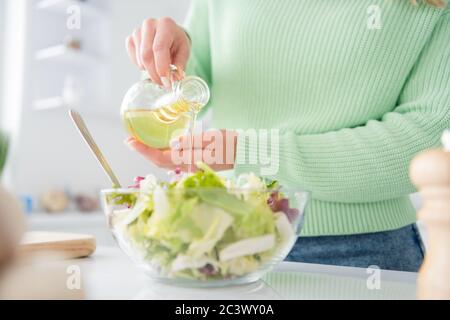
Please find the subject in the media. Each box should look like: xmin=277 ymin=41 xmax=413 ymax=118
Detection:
xmin=0 ymin=0 xmax=425 ymax=246
xmin=0 ymin=0 xmax=191 ymax=244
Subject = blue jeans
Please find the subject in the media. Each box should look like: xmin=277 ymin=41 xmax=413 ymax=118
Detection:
xmin=286 ymin=224 xmax=425 ymax=272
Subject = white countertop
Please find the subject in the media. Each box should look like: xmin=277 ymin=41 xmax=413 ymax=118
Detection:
xmin=72 ymin=246 xmax=417 ymax=300
xmin=26 ymin=212 xmax=420 ymax=299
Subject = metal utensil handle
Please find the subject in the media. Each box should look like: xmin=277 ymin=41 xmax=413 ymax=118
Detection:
xmin=69 ymin=110 xmax=122 ymax=188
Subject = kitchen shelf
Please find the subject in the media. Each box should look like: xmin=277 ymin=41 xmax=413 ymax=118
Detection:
xmin=36 ymin=0 xmax=106 ymax=21
xmin=29 ymin=0 xmax=110 ymax=116
xmin=33 ymin=96 xmax=65 ymax=110
xmin=34 ymin=45 xmax=101 ymax=68
xmin=33 ymin=97 xmax=105 ymax=112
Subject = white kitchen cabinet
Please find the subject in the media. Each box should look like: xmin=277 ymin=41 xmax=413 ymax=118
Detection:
xmin=1 ymin=0 xmax=191 ymax=200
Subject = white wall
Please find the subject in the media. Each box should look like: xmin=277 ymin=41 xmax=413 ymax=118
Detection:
xmin=108 ymin=0 xmax=191 ymax=112
xmin=5 ymin=0 xmax=191 ymax=202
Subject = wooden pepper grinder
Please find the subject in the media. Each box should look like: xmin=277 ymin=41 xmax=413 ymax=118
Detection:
xmin=410 ymin=130 xmax=450 ymax=300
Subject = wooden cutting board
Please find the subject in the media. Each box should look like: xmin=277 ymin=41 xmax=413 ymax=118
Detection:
xmin=18 ymin=231 xmax=96 ymax=260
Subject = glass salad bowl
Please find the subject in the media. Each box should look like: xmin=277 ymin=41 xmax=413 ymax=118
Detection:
xmin=100 ymin=164 xmax=309 ymax=287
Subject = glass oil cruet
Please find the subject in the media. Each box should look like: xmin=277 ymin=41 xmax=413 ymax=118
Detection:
xmin=121 ymin=65 xmax=210 ymax=149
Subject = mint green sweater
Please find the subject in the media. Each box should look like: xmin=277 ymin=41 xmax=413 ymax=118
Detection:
xmin=185 ymin=0 xmax=450 ymax=236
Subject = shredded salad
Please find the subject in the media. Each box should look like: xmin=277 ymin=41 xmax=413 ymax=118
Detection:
xmin=107 ymin=163 xmax=300 ymax=280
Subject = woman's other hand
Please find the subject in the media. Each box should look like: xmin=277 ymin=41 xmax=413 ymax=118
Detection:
xmin=125 ymin=130 xmax=238 ymax=172
xmin=126 ymin=17 xmax=191 ymax=88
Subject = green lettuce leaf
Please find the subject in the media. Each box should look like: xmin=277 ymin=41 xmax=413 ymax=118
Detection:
xmin=186 ymin=203 xmax=234 ymax=258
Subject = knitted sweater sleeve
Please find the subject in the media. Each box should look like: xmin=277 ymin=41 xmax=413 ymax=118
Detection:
xmin=184 ymin=0 xmax=212 ymax=87
xmin=235 ymin=10 xmax=450 ymax=203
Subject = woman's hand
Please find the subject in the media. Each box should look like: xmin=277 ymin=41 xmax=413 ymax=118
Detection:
xmin=126 ymin=130 xmax=238 ymax=172
xmin=126 ymin=17 xmax=191 ymax=88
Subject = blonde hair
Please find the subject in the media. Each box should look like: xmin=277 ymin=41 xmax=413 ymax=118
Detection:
xmin=410 ymin=0 xmax=447 ymax=7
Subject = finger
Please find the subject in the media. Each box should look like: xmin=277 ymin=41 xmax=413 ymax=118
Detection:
xmin=126 ymin=138 xmax=176 ymax=169
xmin=177 ymin=134 xmax=200 ymax=151
xmin=171 ymin=62 xmax=187 ymax=82
xmin=126 ymin=137 xmax=152 ymax=154
xmin=124 ymin=136 xmax=134 ymax=145
xmin=125 ymin=36 xmax=138 ymax=66
xmin=172 ymin=40 xmax=190 ymax=81
xmin=173 ymin=146 xmax=234 ymax=172
xmin=171 ymin=29 xmax=191 ymax=79
xmin=174 ymin=148 xmax=203 ymax=171
xmin=177 ymin=131 xmax=221 ymax=151
xmin=155 ymin=149 xmax=178 ymax=169
xmin=170 ymin=140 xmax=234 ymax=172
xmin=132 ymin=29 xmax=144 ymax=70
xmin=140 ymin=19 xmax=161 ymax=85
xmin=126 ymin=138 xmax=159 ymax=162
xmin=153 ymin=18 xmax=175 ymax=88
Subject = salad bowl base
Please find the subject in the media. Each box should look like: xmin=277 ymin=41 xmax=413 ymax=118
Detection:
xmin=134 ymin=280 xmax=282 ymax=300
xmin=140 ymin=269 xmax=272 ymax=288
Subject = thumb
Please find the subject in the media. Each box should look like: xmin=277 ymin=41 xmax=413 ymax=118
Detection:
xmin=125 ymin=137 xmax=151 ymax=154
xmin=172 ymin=42 xmax=190 ymax=80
